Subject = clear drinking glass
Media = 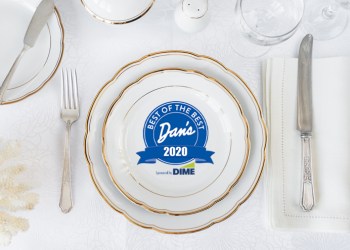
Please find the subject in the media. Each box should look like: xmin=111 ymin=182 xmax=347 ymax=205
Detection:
xmin=303 ymin=0 xmax=350 ymax=40
xmin=232 ymin=0 xmax=304 ymax=58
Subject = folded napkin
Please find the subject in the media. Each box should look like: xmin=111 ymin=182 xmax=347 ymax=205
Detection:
xmin=264 ymin=57 xmax=350 ymax=232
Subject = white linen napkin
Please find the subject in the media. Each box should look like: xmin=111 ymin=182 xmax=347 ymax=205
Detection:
xmin=264 ymin=57 xmax=350 ymax=232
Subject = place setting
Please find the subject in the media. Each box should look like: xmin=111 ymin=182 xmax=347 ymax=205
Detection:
xmin=0 ymin=0 xmax=350 ymax=247
xmin=85 ymin=51 xmax=267 ymax=233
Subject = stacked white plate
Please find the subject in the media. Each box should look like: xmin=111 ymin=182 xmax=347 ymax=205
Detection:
xmin=85 ymin=51 xmax=267 ymax=234
xmin=0 ymin=0 xmax=64 ymax=104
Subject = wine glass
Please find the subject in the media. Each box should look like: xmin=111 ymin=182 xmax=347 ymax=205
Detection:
xmin=231 ymin=0 xmax=304 ymax=58
xmin=303 ymin=0 xmax=350 ymax=40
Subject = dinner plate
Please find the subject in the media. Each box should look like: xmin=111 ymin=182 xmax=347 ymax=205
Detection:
xmin=0 ymin=0 xmax=63 ymax=105
xmin=85 ymin=51 xmax=267 ymax=234
xmin=81 ymin=0 xmax=155 ymax=24
xmin=102 ymin=69 xmax=250 ymax=215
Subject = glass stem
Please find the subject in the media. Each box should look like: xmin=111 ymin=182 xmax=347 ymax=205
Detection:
xmin=322 ymin=3 xmax=340 ymax=19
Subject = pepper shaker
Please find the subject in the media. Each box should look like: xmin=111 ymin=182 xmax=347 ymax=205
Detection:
xmin=174 ymin=0 xmax=210 ymax=33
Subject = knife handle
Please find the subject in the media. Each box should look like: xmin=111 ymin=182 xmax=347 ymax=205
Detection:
xmin=300 ymin=135 xmax=315 ymax=211
xmin=0 ymin=45 xmax=29 ymax=103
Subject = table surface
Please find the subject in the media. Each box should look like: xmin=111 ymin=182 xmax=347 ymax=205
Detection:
xmin=2 ymin=0 xmax=350 ymax=249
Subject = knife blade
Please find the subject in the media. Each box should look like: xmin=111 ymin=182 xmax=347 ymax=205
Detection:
xmin=0 ymin=0 xmax=54 ymax=103
xmin=24 ymin=0 xmax=55 ymax=48
xmin=297 ymin=34 xmax=315 ymax=212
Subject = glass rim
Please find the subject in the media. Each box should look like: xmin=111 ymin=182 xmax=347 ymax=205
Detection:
xmin=238 ymin=0 xmax=305 ymax=39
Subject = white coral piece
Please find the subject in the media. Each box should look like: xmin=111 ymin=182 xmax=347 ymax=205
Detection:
xmin=0 ymin=139 xmax=39 ymax=246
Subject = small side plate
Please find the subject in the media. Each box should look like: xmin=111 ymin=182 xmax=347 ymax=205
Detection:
xmin=0 ymin=1 xmax=63 ymax=105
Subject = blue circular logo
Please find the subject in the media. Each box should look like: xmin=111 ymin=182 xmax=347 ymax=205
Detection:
xmin=137 ymin=101 xmax=214 ymax=165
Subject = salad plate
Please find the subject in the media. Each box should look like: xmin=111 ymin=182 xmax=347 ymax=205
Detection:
xmin=102 ymin=69 xmax=250 ymax=215
xmin=84 ymin=51 xmax=267 ymax=234
xmin=0 ymin=0 xmax=64 ymax=104
xmin=81 ymin=0 xmax=155 ymax=24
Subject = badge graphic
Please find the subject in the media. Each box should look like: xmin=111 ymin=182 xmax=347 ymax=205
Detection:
xmin=137 ymin=101 xmax=215 ymax=165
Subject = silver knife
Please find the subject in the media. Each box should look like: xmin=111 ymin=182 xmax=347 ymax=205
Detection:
xmin=0 ymin=0 xmax=54 ymax=103
xmin=297 ymin=34 xmax=315 ymax=212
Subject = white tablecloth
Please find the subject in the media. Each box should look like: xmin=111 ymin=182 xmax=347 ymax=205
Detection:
xmin=3 ymin=0 xmax=350 ymax=249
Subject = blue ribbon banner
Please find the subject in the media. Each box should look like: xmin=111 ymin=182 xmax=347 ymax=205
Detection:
xmin=137 ymin=146 xmax=215 ymax=165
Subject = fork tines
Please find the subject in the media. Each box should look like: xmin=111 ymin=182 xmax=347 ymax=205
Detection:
xmin=61 ymin=68 xmax=79 ymax=111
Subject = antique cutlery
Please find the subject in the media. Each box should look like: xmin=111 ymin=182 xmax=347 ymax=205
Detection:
xmin=0 ymin=0 xmax=54 ymax=103
xmin=60 ymin=69 xmax=80 ymax=213
xmin=297 ymin=34 xmax=315 ymax=212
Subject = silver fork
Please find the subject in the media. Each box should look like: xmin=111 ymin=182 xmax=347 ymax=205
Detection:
xmin=60 ymin=69 xmax=79 ymax=213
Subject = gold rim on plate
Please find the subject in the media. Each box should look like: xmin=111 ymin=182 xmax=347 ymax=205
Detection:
xmin=84 ymin=50 xmax=268 ymax=234
xmin=80 ymin=0 xmax=155 ymax=25
xmin=101 ymin=68 xmax=251 ymax=216
xmin=1 ymin=7 xmax=64 ymax=105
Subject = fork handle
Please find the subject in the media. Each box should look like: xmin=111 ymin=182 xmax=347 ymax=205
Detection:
xmin=59 ymin=121 xmax=73 ymax=213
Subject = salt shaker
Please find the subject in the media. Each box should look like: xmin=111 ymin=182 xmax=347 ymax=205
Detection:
xmin=174 ymin=0 xmax=210 ymax=33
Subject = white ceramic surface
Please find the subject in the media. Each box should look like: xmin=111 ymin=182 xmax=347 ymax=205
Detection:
xmin=174 ymin=0 xmax=210 ymax=33
xmin=103 ymin=69 xmax=249 ymax=215
xmin=85 ymin=51 xmax=267 ymax=233
xmin=81 ymin=0 xmax=154 ymax=24
xmin=0 ymin=0 xmax=63 ymax=104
